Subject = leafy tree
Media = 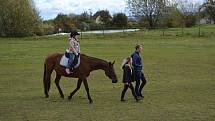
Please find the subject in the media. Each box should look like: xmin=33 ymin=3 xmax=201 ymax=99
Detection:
xmin=67 ymin=12 xmax=93 ymax=31
xmin=77 ymin=12 xmax=92 ymax=23
xmin=111 ymin=13 xmax=128 ymax=28
xmin=201 ymin=0 xmax=215 ymax=24
xmin=177 ymin=0 xmax=199 ymax=27
xmin=138 ymin=17 xmax=150 ymax=28
xmin=53 ymin=13 xmax=76 ymax=33
xmin=166 ymin=7 xmax=183 ymax=27
xmin=0 ymin=0 xmax=42 ymax=37
xmin=41 ymin=20 xmax=55 ymax=35
xmin=127 ymin=0 xmax=168 ymax=28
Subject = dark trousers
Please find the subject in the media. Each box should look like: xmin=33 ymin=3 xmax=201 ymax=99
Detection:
xmin=121 ymin=83 xmax=138 ymax=101
xmin=134 ymin=70 xmax=147 ymax=97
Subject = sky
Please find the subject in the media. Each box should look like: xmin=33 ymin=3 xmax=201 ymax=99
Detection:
xmin=34 ymin=0 xmax=204 ymax=20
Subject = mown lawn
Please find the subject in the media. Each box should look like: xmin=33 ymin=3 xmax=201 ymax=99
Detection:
xmin=0 ymin=30 xmax=215 ymax=121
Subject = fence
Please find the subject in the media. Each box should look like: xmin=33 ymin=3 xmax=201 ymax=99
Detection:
xmin=77 ymin=24 xmax=215 ymax=38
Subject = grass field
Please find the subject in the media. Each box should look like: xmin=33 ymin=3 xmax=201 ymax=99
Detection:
xmin=0 ymin=28 xmax=215 ymax=121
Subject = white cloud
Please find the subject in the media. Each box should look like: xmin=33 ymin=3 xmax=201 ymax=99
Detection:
xmin=34 ymin=0 xmax=127 ymax=20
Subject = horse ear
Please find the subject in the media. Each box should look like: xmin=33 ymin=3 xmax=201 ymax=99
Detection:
xmin=112 ymin=60 xmax=115 ymax=65
xmin=109 ymin=62 xmax=112 ymax=66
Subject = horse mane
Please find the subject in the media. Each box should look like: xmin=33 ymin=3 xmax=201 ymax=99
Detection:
xmin=81 ymin=54 xmax=109 ymax=64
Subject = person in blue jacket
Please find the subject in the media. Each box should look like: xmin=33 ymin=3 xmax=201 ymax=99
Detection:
xmin=131 ymin=44 xmax=147 ymax=99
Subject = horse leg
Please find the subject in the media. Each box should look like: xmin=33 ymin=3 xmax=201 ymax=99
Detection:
xmin=44 ymin=71 xmax=52 ymax=98
xmin=47 ymin=80 xmax=51 ymax=92
xmin=83 ymin=79 xmax=93 ymax=104
xmin=68 ymin=79 xmax=82 ymax=100
xmin=54 ymin=74 xmax=64 ymax=98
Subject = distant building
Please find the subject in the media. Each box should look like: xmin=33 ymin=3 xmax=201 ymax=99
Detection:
xmin=200 ymin=18 xmax=214 ymax=24
xmin=93 ymin=10 xmax=112 ymax=24
xmin=95 ymin=15 xmax=103 ymax=24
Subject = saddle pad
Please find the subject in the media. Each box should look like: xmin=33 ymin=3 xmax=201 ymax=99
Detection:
xmin=60 ymin=55 xmax=80 ymax=68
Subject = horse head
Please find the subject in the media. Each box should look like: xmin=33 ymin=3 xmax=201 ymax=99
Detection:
xmin=105 ymin=61 xmax=118 ymax=83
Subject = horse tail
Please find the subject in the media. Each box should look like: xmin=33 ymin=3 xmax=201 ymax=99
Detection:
xmin=43 ymin=63 xmax=46 ymax=91
xmin=43 ymin=53 xmax=59 ymax=98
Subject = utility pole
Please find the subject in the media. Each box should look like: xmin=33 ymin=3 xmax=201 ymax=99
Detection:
xmin=198 ymin=7 xmax=201 ymax=37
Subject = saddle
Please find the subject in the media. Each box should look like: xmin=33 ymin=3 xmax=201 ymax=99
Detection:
xmin=60 ymin=53 xmax=80 ymax=68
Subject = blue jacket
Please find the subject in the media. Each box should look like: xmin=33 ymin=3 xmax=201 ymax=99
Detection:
xmin=131 ymin=52 xmax=143 ymax=70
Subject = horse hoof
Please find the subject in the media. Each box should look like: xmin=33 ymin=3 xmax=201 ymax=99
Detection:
xmin=89 ymin=100 xmax=93 ymax=104
xmin=45 ymin=95 xmax=49 ymax=98
xmin=61 ymin=95 xmax=64 ymax=99
xmin=68 ymin=96 xmax=72 ymax=100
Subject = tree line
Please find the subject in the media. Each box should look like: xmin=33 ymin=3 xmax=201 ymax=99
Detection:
xmin=0 ymin=0 xmax=214 ymax=37
xmin=128 ymin=0 xmax=215 ymax=28
xmin=42 ymin=10 xmax=129 ymax=35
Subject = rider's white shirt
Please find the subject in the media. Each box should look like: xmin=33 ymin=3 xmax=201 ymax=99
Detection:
xmin=67 ymin=37 xmax=80 ymax=54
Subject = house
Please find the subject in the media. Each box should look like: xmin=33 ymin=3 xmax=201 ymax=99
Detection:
xmin=200 ymin=18 xmax=214 ymax=24
xmin=93 ymin=10 xmax=112 ymax=24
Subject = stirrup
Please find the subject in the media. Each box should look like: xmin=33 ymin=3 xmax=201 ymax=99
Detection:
xmin=66 ymin=68 xmax=71 ymax=74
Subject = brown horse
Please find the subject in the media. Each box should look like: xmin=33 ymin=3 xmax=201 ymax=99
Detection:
xmin=43 ymin=53 xmax=118 ymax=103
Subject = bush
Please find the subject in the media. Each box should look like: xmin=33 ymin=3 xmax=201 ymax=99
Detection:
xmin=138 ymin=17 xmax=150 ymax=29
xmin=53 ymin=13 xmax=76 ymax=33
xmin=89 ymin=23 xmax=103 ymax=30
xmin=41 ymin=23 xmax=55 ymax=35
xmin=184 ymin=14 xmax=197 ymax=27
xmin=111 ymin=13 xmax=128 ymax=28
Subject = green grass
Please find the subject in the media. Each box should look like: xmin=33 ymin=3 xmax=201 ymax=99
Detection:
xmin=0 ymin=29 xmax=215 ymax=121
